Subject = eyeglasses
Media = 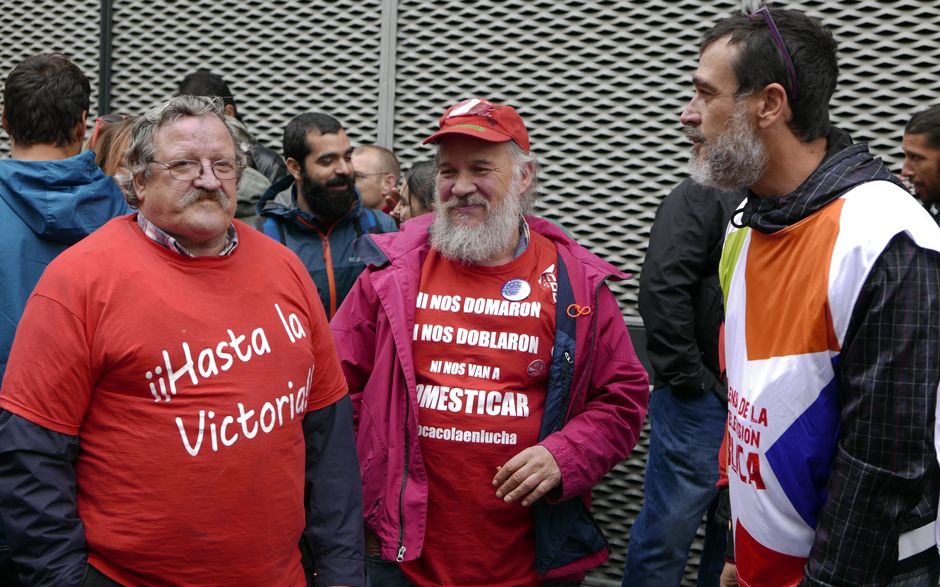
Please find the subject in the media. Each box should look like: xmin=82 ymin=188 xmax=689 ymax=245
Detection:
xmin=88 ymin=113 xmax=129 ymax=150
xmin=748 ymin=6 xmax=799 ymax=101
xmin=150 ymin=159 xmax=239 ymax=181
xmin=353 ymin=172 xmax=386 ymax=180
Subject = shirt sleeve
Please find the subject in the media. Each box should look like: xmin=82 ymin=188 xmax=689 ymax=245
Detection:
xmin=0 ymin=411 xmax=87 ymax=587
xmin=0 ymin=294 xmax=95 ymax=435
xmin=803 ymin=233 xmax=940 ymax=584
xmin=293 ymin=260 xmax=348 ymax=413
xmin=302 ymin=395 xmax=365 ymax=586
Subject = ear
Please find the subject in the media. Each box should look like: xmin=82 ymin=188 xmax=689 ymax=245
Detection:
xmin=132 ymin=174 xmax=147 ymax=206
xmin=224 ymin=104 xmax=237 ymax=118
xmin=72 ymin=111 xmax=88 ymax=144
xmin=382 ymin=173 xmax=397 ymax=194
xmin=755 ymin=83 xmax=789 ymax=129
xmin=517 ymin=160 xmax=535 ymax=195
xmin=1 ymin=110 xmax=8 ymax=133
xmin=286 ymin=157 xmax=303 ymax=183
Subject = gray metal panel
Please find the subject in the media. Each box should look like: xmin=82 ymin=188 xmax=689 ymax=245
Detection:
xmin=106 ymin=0 xmax=386 ymax=151
xmin=0 ymin=0 xmax=101 ymax=155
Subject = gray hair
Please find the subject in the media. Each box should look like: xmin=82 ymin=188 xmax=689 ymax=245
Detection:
xmin=120 ymin=95 xmax=248 ymax=207
xmin=507 ymin=141 xmax=539 ymax=212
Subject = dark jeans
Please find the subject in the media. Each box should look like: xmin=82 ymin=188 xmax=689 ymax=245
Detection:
xmin=365 ymin=556 xmax=581 ymax=587
xmin=623 ymin=387 xmax=728 ymax=587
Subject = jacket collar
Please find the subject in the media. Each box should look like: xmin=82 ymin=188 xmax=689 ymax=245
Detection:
xmin=738 ymin=126 xmax=904 ymax=234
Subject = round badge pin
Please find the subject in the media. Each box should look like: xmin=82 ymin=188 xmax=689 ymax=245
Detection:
xmin=527 ymin=359 xmax=545 ymax=377
xmin=501 ymin=278 xmax=531 ymax=302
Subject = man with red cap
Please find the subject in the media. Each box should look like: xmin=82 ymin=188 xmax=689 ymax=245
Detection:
xmin=331 ymin=98 xmax=650 ymax=586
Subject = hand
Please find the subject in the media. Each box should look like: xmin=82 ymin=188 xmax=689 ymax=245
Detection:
xmin=720 ymin=562 xmax=738 ymax=587
xmin=492 ymin=445 xmax=561 ymax=507
xmin=383 ymin=187 xmax=400 ymax=210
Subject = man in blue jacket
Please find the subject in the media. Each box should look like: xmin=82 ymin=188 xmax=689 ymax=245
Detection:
xmin=257 ymin=112 xmax=396 ymax=319
xmin=0 ymin=52 xmax=127 ymax=585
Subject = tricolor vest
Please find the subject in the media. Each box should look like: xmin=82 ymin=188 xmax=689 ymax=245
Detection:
xmin=718 ymin=180 xmax=940 ymax=586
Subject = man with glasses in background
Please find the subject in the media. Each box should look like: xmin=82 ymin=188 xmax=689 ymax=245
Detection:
xmin=682 ymin=5 xmax=940 ymax=585
xmin=0 ymin=96 xmax=363 ymax=586
xmin=352 ymin=144 xmax=401 ymax=213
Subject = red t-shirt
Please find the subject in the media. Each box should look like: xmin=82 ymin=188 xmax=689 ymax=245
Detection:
xmin=0 ymin=216 xmax=348 ymax=586
xmin=400 ymin=231 xmax=557 ymax=587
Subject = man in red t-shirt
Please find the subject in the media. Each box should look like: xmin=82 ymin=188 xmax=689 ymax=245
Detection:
xmin=0 ymin=96 xmax=363 ymax=586
xmin=332 ymin=98 xmax=649 ymax=586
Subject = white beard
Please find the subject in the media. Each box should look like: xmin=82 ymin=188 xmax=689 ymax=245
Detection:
xmin=429 ymin=176 xmax=525 ymax=265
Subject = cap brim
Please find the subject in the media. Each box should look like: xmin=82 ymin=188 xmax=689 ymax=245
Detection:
xmin=422 ymin=124 xmax=515 ymax=146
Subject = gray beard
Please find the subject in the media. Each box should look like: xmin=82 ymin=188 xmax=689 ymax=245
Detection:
xmin=429 ymin=177 xmax=524 ymax=265
xmin=688 ymin=105 xmax=768 ymax=190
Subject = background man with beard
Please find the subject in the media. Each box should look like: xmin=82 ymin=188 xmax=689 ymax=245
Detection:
xmin=0 ymin=96 xmax=363 ymax=586
xmin=257 ymin=112 xmax=396 ymax=319
xmin=331 ymin=97 xmax=649 ymax=587
xmin=680 ymin=5 xmax=940 ymax=586
xmin=902 ymin=105 xmax=940 ymax=225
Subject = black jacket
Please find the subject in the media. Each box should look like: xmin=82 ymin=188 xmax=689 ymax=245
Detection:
xmin=250 ymin=143 xmax=288 ymax=184
xmin=638 ymin=178 xmax=743 ymax=401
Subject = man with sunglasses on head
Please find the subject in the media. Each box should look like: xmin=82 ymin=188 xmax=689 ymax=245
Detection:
xmin=0 ymin=53 xmax=127 ymax=584
xmin=0 ymin=96 xmax=363 ymax=586
xmin=682 ymin=6 xmax=940 ymax=586
xmin=331 ymin=97 xmax=649 ymax=586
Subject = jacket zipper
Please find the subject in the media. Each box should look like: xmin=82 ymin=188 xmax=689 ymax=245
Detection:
xmin=555 ymin=351 xmax=574 ymax=432
xmin=320 ymin=232 xmax=337 ymax=319
xmin=397 ymin=389 xmax=409 ymax=562
xmin=557 ymin=275 xmax=609 ymax=428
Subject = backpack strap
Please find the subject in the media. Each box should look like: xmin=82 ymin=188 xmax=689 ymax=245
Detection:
xmin=259 ymin=216 xmax=287 ymax=245
xmin=359 ymin=208 xmax=381 ymax=234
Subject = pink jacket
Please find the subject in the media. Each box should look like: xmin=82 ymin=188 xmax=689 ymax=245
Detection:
xmin=330 ymin=214 xmax=649 ymax=579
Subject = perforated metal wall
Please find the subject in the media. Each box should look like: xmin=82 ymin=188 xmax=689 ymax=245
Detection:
xmin=2 ymin=1 xmax=939 ymax=584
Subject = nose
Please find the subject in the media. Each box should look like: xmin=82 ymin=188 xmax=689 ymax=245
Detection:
xmin=680 ymin=96 xmax=701 ymax=127
xmin=193 ymin=162 xmax=222 ymax=190
xmin=335 ymin=157 xmax=352 ymax=177
xmin=901 ymin=157 xmax=914 ymax=180
xmin=450 ymin=173 xmax=475 ymax=198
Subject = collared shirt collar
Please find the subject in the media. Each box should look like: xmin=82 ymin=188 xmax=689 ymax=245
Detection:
xmin=136 ymin=212 xmax=238 ymax=257
xmin=511 ymin=218 xmax=530 ymax=259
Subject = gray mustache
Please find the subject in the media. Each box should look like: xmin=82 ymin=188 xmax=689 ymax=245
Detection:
xmin=179 ymin=189 xmax=227 ymax=207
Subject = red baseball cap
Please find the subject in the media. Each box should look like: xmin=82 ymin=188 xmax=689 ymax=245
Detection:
xmin=423 ymin=98 xmax=530 ymax=153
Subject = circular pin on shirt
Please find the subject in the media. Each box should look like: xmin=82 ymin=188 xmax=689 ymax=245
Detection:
xmin=501 ymin=278 xmax=531 ymax=302
xmin=527 ymin=360 xmax=546 ymax=378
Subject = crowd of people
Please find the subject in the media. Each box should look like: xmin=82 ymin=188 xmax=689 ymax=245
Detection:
xmin=0 ymin=3 xmax=938 ymax=587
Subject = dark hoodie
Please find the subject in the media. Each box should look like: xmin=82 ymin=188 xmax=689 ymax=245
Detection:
xmin=0 ymin=150 xmax=127 ymax=381
xmin=736 ymin=127 xmax=904 ymax=234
